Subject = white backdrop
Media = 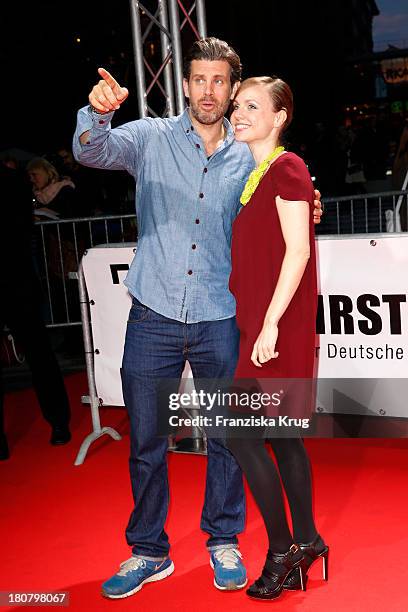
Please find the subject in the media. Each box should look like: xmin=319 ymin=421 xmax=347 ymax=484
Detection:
xmin=81 ymin=235 xmax=408 ymax=417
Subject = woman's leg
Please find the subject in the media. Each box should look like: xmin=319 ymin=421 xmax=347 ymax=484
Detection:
xmin=270 ymin=437 xmax=318 ymax=543
xmin=227 ymin=436 xmax=293 ymax=553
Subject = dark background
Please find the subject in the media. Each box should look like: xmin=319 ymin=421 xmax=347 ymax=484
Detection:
xmin=2 ymin=0 xmax=407 ymax=199
xmin=0 ymin=0 xmax=376 ymax=151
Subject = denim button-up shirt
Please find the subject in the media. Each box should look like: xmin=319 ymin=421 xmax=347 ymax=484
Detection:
xmin=73 ymin=106 xmax=255 ymax=322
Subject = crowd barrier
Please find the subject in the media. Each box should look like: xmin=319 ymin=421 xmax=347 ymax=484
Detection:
xmin=73 ymin=233 xmax=408 ymax=465
xmin=33 ymin=213 xmax=137 ymax=328
xmin=33 ymin=191 xmax=408 ymax=331
xmin=316 ymin=189 xmax=408 ymax=235
xmin=27 ymin=194 xmax=408 ymax=464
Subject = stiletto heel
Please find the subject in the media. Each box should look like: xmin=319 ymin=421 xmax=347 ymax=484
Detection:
xmin=299 ymin=562 xmax=307 ymax=592
xmin=246 ymin=544 xmax=305 ymax=600
xmin=322 ymin=549 xmax=329 ymax=581
xmin=283 ymin=534 xmax=329 ymax=591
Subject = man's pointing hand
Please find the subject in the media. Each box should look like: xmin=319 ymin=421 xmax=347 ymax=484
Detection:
xmin=89 ymin=68 xmax=129 ymax=113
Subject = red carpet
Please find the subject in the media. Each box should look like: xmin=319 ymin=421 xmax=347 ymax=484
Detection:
xmin=1 ymin=371 xmax=408 ymax=611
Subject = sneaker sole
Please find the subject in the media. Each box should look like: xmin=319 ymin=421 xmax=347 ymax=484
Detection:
xmin=209 ymin=559 xmax=248 ymax=591
xmin=102 ymin=561 xmax=175 ymax=599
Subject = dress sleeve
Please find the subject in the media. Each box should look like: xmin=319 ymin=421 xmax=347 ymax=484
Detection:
xmin=272 ymin=153 xmax=313 ymax=203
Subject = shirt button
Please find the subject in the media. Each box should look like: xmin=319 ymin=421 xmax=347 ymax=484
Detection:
xmin=192 ymin=244 xmax=196 ymax=250
xmin=186 ymin=129 xmax=190 ymax=134
xmin=98 ymin=119 xmax=105 ymax=124
xmin=195 ymin=219 xmax=200 ymax=224
xmin=199 ymin=193 xmax=204 ymax=199
xmin=188 ymin=270 xmax=193 ymax=275
xmin=196 ymin=143 xmax=200 ymax=149
xmin=203 ymin=167 xmax=208 ymax=173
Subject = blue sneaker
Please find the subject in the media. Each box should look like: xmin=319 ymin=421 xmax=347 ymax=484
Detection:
xmin=210 ymin=547 xmax=247 ymax=590
xmin=102 ymin=556 xmax=174 ymax=599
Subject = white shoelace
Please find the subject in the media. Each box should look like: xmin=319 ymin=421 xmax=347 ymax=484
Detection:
xmin=117 ymin=557 xmax=146 ymax=576
xmin=213 ymin=548 xmax=242 ymax=569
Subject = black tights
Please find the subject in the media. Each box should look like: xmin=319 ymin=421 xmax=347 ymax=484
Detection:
xmin=228 ymin=436 xmax=318 ymax=553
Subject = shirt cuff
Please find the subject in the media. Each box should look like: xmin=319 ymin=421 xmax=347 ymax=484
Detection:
xmin=73 ymin=105 xmax=115 ymax=157
xmin=88 ymin=105 xmax=115 ymax=128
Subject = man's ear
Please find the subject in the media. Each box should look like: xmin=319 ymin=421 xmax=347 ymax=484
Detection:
xmin=230 ymin=81 xmax=240 ymax=99
xmin=183 ymin=78 xmax=190 ymax=99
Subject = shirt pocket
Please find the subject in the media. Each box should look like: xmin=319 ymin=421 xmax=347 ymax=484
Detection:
xmin=219 ymin=175 xmax=245 ymax=210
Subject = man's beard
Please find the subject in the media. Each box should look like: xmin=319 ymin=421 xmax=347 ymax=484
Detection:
xmin=189 ymin=97 xmax=229 ymax=125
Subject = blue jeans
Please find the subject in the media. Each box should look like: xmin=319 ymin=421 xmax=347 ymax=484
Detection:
xmin=121 ymin=297 xmax=245 ymax=559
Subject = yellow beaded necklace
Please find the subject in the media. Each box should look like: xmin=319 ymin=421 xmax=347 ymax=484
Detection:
xmin=240 ymin=146 xmax=285 ymax=205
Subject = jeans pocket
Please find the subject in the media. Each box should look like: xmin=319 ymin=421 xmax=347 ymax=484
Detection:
xmin=128 ymin=298 xmax=149 ymax=323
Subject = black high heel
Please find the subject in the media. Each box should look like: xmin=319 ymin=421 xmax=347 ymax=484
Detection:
xmin=283 ymin=534 xmax=329 ymax=590
xmin=246 ymin=544 xmax=307 ymax=600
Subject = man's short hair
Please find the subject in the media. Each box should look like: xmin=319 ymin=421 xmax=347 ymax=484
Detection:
xmin=183 ymin=37 xmax=242 ymax=86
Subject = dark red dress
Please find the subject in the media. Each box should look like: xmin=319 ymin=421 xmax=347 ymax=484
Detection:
xmin=229 ymin=152 xmax=317 ymax=381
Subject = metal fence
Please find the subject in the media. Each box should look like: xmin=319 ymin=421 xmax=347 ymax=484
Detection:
xmin=316 ymin=190 xmax=408 ymax=235
xmin=34 ymin=214 xmax=137 ymax=328
xmin=34 ymin=190 xmax=408 ymax=329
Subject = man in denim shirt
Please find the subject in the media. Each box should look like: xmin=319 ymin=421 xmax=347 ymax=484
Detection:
xmin=73 ymin=38 xmax=322 ymax=599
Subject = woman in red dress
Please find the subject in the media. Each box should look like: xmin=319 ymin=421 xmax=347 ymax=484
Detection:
xmin=228 ymin=77 xmax=328 ymax=601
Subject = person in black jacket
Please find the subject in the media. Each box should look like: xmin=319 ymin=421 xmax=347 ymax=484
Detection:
xmin=0 ymin=162 xmax=71 ymax=461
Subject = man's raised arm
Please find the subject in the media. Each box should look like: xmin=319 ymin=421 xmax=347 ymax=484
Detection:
xmin=73 ymin=68 xmax=150 ymax=174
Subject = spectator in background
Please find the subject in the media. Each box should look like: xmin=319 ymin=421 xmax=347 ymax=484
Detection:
xmin=0 ymin=162 xmax=71 ymax=461
xmin=27 ymin=157 xmax=78 ymax=220
xmin=27 ymin=158 xmax=80 ymax=327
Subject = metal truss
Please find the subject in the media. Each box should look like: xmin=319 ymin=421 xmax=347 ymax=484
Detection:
xmin=129 ymin=0 xmax=207 ymax=118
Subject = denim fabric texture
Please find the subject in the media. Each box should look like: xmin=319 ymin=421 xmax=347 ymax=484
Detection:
xmin=121 ymin=299 xmax=245 ymax=557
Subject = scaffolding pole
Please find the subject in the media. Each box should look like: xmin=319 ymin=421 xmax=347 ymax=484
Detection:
xmin=129 ymin=0 xmax=207 ymax=118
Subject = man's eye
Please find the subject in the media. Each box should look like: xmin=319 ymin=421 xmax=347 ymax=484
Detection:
xmin=248 ymin=104 xmax=257 ymax=110
xmin=215 ymin=79 xmax=224 ymax=85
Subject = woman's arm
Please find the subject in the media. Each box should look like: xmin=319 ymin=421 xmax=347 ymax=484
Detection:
xmin=251 ymin=196 xmax=310 ymax=367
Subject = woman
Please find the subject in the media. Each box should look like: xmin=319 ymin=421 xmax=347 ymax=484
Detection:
xmin=27 ymin=157 xmax=77 ymax=220
xmin=27 ymin=157 xmax=80 ymax=326
xmin=228 ymin=77 xmax=328 ymax=601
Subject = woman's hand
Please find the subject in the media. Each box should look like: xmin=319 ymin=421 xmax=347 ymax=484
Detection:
xmin=251 ymin=322 xmax=279 ymax=368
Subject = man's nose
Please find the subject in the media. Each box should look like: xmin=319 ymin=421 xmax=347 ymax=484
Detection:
xmin=204 ymin=81 xmax=214 ymax=96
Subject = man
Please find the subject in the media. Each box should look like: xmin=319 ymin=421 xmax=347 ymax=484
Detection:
xmin=73 ymin=37 xmax=322 ymax=598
